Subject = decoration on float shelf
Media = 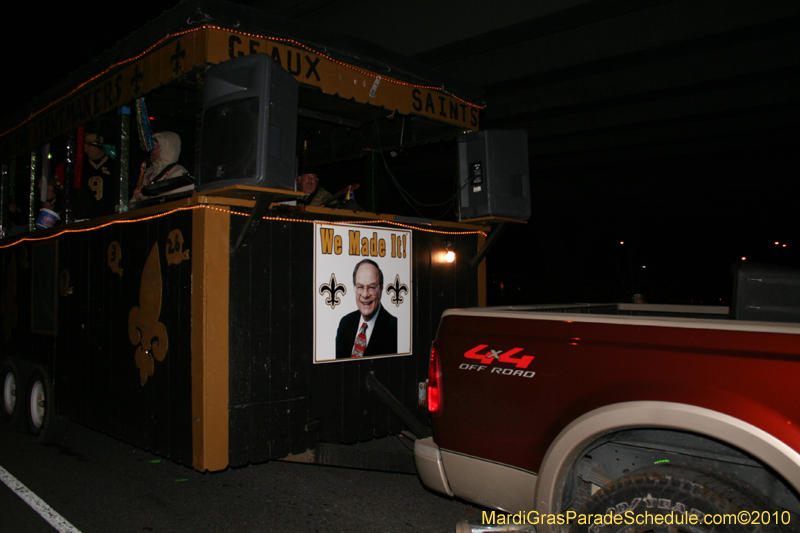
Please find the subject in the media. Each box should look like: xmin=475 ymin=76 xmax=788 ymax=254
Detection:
xmin=129 ymin=243 xmax=169 ymax=386
xmin=314 ymin=223 xmax=412 ymax=363
xmin=135 ymin=97 xmax=157 ymax=152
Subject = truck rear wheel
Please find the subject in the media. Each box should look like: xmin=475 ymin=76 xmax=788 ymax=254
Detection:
xmin=2 ymin=359 xmax=21 ymax=426
xmin=571 ymin=464 xmax=779 ymax=533
xmin=26 ymin=366 xmax=67 ymax=444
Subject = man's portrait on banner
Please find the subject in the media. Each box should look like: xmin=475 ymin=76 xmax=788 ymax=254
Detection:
xmin=314 ymin=224 xmax=411 ymax=363
xmin=335 ymin=259 xmax=397 ymax=359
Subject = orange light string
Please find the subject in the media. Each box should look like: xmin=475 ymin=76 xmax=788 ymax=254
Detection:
xmin=0 ymin=203 xmax=486 ymax=249
xmin=2 ymin=24 xmax=483 ymax=139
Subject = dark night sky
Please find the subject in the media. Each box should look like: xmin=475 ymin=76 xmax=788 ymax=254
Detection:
xmin=487 ymin=148 xmax=800 ymax=306
xmin=0 ymin=2 xmax=182 ymax=122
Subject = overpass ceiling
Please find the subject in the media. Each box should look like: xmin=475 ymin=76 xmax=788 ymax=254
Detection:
xmin=254 ymin=0 xmax=800 ymax=167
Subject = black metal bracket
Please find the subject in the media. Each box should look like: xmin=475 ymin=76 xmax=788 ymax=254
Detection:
xmin=231 ymin=197 xmax=271 ymax=256
xmin=469 ymin=222 xmax=510 ymax=268
xmin=366 ymin=371 xmax=431 ymax=439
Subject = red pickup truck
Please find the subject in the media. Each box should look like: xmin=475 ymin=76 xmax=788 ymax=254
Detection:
xmin=415 ymin=268 xmax=800 ymax=533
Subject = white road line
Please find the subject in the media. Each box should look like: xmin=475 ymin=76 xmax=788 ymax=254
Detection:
xmin=0 ymin=465 xmax=83 ymax=533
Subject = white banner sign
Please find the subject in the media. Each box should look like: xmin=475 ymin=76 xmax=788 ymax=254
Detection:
xmin=314 ymin=223 xmax=412 ymax=363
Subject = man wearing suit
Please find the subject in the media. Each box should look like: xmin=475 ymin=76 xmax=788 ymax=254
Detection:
xmin=335 ymin=259 xmax=398 ymax=359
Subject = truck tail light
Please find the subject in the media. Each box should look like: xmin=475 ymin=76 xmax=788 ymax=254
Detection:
xmin=428 ymin=342 xmax=443 ymax=416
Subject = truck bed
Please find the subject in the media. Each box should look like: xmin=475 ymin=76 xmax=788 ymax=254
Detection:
xmin=415 ymin=299 xmax=800 ymax=523
xmin=442 ymin=302 xmax=800 ymax=335
xmin=485 ymin=302 xmax=730 ymax=319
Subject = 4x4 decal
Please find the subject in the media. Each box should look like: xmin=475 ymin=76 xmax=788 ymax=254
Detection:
xmin=464 ymin=344 xmax=534 ymax=369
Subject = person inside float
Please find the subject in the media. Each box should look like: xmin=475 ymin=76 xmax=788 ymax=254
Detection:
xmin=132 ymin=131 xmax=194 ymax=203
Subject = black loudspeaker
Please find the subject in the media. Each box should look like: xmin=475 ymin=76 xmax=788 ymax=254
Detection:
xmin=198 ymin=54 xmax=298 ymax=192
xmin=458 ymin=130 xmax=530 ymax=221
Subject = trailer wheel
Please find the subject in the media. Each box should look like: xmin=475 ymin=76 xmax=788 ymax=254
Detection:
xmin=571 ymin=464 xmax=779 ymax=533
xmin=2 ymin=360 xmax=21 ymax=425
xmin=26 ymin=366 xmax=67 ymax=444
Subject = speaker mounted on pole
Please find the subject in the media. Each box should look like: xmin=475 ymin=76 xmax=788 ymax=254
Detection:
xmin=458 ymin=130 xmax=530 ymax=221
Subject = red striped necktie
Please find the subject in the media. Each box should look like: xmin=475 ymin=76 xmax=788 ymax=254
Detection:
xmin=351 ymin=323 xmax=368 ymax=358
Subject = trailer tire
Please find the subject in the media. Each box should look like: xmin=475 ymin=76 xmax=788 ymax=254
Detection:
xmin=571 ymin=464 xmax=779 ymax=533
xmin=2 ymin=359 xmax=22 ymax=426
xmin=26 ymin=366 xmax=67 ymax=444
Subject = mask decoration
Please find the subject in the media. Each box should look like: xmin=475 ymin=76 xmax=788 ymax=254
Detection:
xmin=165 ymin=230 xmax=190 ymax=265
xmin=108 ymin=241 xmax=123 ymax=276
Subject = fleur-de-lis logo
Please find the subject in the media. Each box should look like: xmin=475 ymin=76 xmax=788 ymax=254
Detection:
xmin=171 ymin=41 xmax=186 ymax=75
xmin=319 ymin=273 xmax=347 ymax=309
xmin=128 ymin=243 xmax=169 ymax=386
xmin=386 ymin=275 xmax=408 ymax=307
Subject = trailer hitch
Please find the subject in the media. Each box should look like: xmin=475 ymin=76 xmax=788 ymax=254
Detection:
xmin=365 ymin=371 xmax=431 ymax=440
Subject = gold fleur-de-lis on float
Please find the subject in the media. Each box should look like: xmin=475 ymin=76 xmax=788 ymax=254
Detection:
xmin=128 ymin=243 xmax=168 ymax=386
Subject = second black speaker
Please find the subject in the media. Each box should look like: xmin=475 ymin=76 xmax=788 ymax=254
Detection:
xmin=458 ymin=130 xmax=530 ymax=221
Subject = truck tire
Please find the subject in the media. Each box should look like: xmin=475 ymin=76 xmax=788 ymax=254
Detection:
xmin=26 ymin=366 xmax=67 ymax=444
xmin=571 ymin=464 xmax=779 ymax=533
xmin=2 ymin=359 xmax=21 ymax=426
